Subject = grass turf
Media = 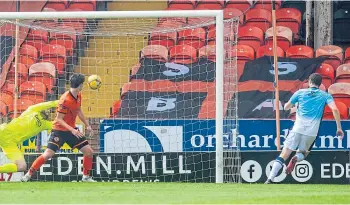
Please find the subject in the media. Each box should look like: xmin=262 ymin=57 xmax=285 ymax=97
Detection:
xmin=0 ymin=183 xmax=349 ymax=204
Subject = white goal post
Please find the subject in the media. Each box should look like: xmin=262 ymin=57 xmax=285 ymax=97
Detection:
xmin=0 ymin=10 xmax=238 ymax=183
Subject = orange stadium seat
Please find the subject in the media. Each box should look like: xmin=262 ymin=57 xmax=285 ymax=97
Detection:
xmin=316 ymin=45 xmax=344 ymax=70
xmin=265 ymin=26 xmax=293 ymax=52
xmin=168 ymin=0 xmax=195 ymax=10
xmin=169 ymin=45 xmax=197 ymax=64
xmin=177 ymin=27 xmax=206 ymax=49
xmin=328 ymin=83 xmax=350 ymax=107
xmin=254 ymin=0 xmax=281 ymax=11
xmin=8 ymin=99 xmax=35 ymax=119
xmin=68 ymin=0 xmax=96 ymax=11
xmin=24 ymin=39 xmax=46 ymax=52
xmin=256 ymin=45 xmax=285 ymax=58
xmin=39 ymin=44 xmax=67 ymax=75
xmin=344 ymin=47 xmax=350 ymax=64
xmin=0 ymin=100 xmax=7 ymax=116
xmin=140 ymin=45 xmax=168 ymax=62
xmin=45 ymin=0 xmax=68 ymax=11
xmin=196 ymin=0 xmax=224 ymax=10
xmin=225 ymin=0 xmax=253 ymax=12
xmin=276 ymin=8 xmax=302 ymax=40
xmin=19 ymin=44 xmax=38 ymax=67
xmin=335 ymin=64 xmax=350 ymax=83
xmin=50 ymin=26 xmax=77 ymax=56
xmin=245 ymin=9 xmax=272 ymax=32
xmin=1 ymin=83 xmax=15 ymax=95
xmin=323 ymin=100 xmax=348 ymax=119
xmin=207 ymin=25 xmax=233 ymax=44
xmin=149 ymin=29 xmax=177 ymax=49
xmin=20 ymin=81 xmax=47 ymax=104
xmin=229 ymin=45 xmax=255 ymax=64
xmin=315 ymin=63 xmax=335 ymax=89
xmin=27 ymin=27 xmax=49 ymax=44
xmin=199 ymin=45 xmax=216 ymax=62
xmin=237 ymin=26 xmax=264 ymax=51
xmin=223 ymin=8 xmax=244 ymax=24
xmin=29 ymin=62 xmax=57 ymax=93
xmin=286 ymin=45 xmax=314 ymax=58
xmin=0 ymin=93 xmax=14 ymax=107
xmin=6 ymin=63 xmax=29 ymax=85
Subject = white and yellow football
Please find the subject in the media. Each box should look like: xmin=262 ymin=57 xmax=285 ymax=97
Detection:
xmin=87 ymin=74 xmax=102 ymax=90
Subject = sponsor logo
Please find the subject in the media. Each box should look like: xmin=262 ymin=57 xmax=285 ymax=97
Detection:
xmin=265 ymin=161 xmax=287 ymax=182
xmin=321 ymin=163 xmax=350 ymax=179
xmin=291 ymin=160 xmax=313 ymax=182
xmin=240 ymin=160 xmax=262 ymax=182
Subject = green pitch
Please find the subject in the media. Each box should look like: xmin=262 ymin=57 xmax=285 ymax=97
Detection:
xmin=0 ymin=183 xmax=349 ymax=204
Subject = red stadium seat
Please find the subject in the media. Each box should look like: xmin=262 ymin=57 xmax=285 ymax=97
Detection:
xmin=20 ymin=81 xmax=47 ymax=104
xmin=50 ymin=26 xmax=77 ymax=56
xmin=6 ymin=63 xmax=28 ymax=85
xmin=27 ymin=27 xmax=49 ymax=44
xmin=168 ymin=0 xmax=195 ymax=10
xmin=223 ymin=8 xmax=244 ymax=25
xmin=229 ymin=45 xmax=255 ymax=64
xmin=207 ymin=25 xmax=234 ymax=44
xmin=315 ymin=63 xmax=335 ymax=89
xmin=39 ymin=44 xmax=67 ymax=75
xmin=335 ymin=64 xmax=350 ymax=83
xmin=29 ymin=62 xmax=57 ymax=93
xmin=254 ymin=0 xmax=281 ymax=11
xmin=169 ymin=45 xmax=197 ymax=64
xmin=1 ymin=83 xmax=15 ymax=95
xmin=316 ymin=45 xmax=343 ymax=70
xmin=256 ymin=45 xmax=285 ymax=58
xmin=344 ymin=47 xmax=350 ymax=64
xmin=286 ymin=45 xmax=314 ymax=58
xmin=225 ymin=0 xmax=253 ymax=12
xmin=276 ymin=8 xmax=302 ymax=40
xmin=177 ymin=27 xmax=206 ymax=49
xmin=245 ymin=9 xmax=272 ymax=32
xmin=19 ymin=44 xmax=38 ymax=67
xmin=323 ymin=100 xmax=348 ymax=119
xmin=45 ymin=0 xmax=68 ymax=11
xmin=0 ymin=93 xmax=14 ymax=107
xmin=0 ymin=100 xmax=7 ymax=116
xmin=68 ymin=0 xmax=96 ymax=11
xmin=196 ymin=0 xmax=224 ymax=10
xmin=8 ymin=99 xmax=35 ymax=119
xmin=149 ymin=29 xmax=177 ymax=49
xmin=265 ymin=26 xmax=293 ymax=52
xmin=140 ymin=45 xmax=168 ymax=62
xmin=199 ymin=45 xmax=216 ymax=62
xmin=237 ymin=26 xmax=264 ymax=51
xmin=24 ymin=39 xmax=46 ymax=52
xmin=328 ymin=83 xmax=350 ymax=107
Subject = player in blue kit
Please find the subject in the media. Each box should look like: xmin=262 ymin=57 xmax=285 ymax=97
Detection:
xmin=265 ymin=73 xmax=344 ymax=184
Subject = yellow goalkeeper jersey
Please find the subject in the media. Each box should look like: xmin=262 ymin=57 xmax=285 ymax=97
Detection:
xmin=0 ymin=100 xmax=58 ymax=143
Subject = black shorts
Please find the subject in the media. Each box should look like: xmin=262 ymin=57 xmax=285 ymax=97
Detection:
xmin=47 ymin=129 xmax=89 ymax=152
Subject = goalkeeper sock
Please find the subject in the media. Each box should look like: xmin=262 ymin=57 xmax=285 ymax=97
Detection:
xmin=268 ymin=157 xmax=284 ymax=181
xmin=83 ymin=156 xmax=93 ymax=176
xmin=296 ymin=153 xmax=305 ymax=162
xmin=29 ymin=155 xmax=46 ymax=175
xmin=0 ymin=163 xmax=17 ymax=173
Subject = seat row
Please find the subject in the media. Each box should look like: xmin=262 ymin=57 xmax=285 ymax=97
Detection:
xmin=44 ymin=0 xmax=96 ymax=11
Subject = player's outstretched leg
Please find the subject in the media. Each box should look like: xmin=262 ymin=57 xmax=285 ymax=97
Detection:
xmin=80 ymin=144 xmax=96 ymax=182
xmin=21 ymin=149 xmax=55 ymax=182
xmin=0 ymin=146 xmax=27 ymax=174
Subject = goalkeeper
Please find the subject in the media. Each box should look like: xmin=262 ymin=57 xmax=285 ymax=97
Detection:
xmin=0 ymin=100 xmax=58 ymax=174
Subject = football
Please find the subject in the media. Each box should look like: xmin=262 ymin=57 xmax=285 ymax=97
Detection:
xmin=87 ymin=74 xmax=102 ymax=90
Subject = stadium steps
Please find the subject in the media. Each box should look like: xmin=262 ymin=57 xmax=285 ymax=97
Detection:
xmin=107 ymin=1 xmax=167 ymax=11
xmin=78 ymin=57 xmax=138 ymax=67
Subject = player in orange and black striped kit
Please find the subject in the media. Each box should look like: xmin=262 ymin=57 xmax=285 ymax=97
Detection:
xmin=22 ymin=73 xmax=96 ymax=182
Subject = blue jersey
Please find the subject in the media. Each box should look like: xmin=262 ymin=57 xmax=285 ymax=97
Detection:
xmin=290 ymin=87 xmax=334 ymax=136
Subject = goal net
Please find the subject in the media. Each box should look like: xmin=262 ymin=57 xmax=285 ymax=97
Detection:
xmin=0 ymin=11 xmax=240 ymax=183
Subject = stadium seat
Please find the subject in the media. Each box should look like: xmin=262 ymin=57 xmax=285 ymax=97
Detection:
xmin=8 ymin=99 xmax=35 ymax=119
xmin=328 ymin=83 xmax=350 ymax=107
xmin=315 ymin=63 xmax=335 ymax=89
xmin=344 ymin=47 xmax=350 ymax=64
xmin=229 ymin=45 xmax=255 ymax=64
xmin=112 ymin=100 xmax=122 ymax=117
xmin=225 ymin=0 xmax=253 ymax=12
xmin=0 ymin=100 xmax=7 ymax=116
xmin=27 ymin=27 xmax=49 ymax=44
xmin=207 ymin=25 xmax=234 ymax=44
xmin=0 ymin=93 xmax=14 ymax=107
xmin=265 ymin=26 xmax=293 ymax=52
xmin=50 ymin=26 xmax=77 ymax=56
xmin=140 ymin=45 xmax=168 ymax=62
xmin=256 ymin=45 xmax=285 ymax=58
xmin=6 ymin=63 xmax=29 ymax=85
xmin=177 ymin=27 xmax=206 ymax=49
xmin=335 ymin=64 xmax=350 ymax=83
xmin=323 ymin=100 xmax=348 ymax=119
xmin=286 ymin=45 xmax=314 ymax=58
xmin=333 ymin=9 xmax=350 ymax=43
xmin=148 ymin=29 xmax=177 ymax=49
xmin=282 ymin=0 xmax=306 ymax=15
xmin=24 ymin=39 xmax=46 ymax=52
xmin=169 ymin=45 xmax=197 ymax=64
xmin=1 ymin=83 xmax=15 ymax=95
xmin=276 ymin=8 xmax=302 ymax=40
xmin=28 ymin=62 xmax=57 ymax=93
xmin=19 ymin=81 xmax=47 ymax=104
xmin=168 ymin=0 xmax=195 ymax=10
xmin=19 ymin=44 xmax=38 ymax=67
xmin=39 ymin=44 xmax=67 ymax=75
xmin=223 ymin=8 xmax=244 ymax=24
xmin=68 ymin=0 xmax=96 ymax=11
xmin=316 ymin=45 xmax=343 ymax=70
xmin=199 ymin=45 xmax=216 ymax=62
xmin=177 ymin=81 xmax=215 ymax=100
xmin=245 ymin=9 xmax=272 ymax=32
xmin=195 ymin=0 xmax=224 ymax=10
xmin=254 ymin=0 xmax=281 ymax=11
xmin=300 ymin=82 xmax=326 ymax=91
xmin=44 ymin=0 xmax=68 ymax=11
xmin=237 ymin=26 xmax=264 ymax=51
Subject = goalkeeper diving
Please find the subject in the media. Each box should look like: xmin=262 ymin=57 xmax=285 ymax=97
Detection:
xmin=0 ymin=100 xmax=58 ymax=174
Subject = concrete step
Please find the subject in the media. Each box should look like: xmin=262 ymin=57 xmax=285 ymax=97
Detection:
xmin=78 ymin=57 xmax=139 ymax=67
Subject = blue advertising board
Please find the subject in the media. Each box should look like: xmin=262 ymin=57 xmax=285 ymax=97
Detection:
xmin=100 ymin=119 xmax=350 ymax=153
